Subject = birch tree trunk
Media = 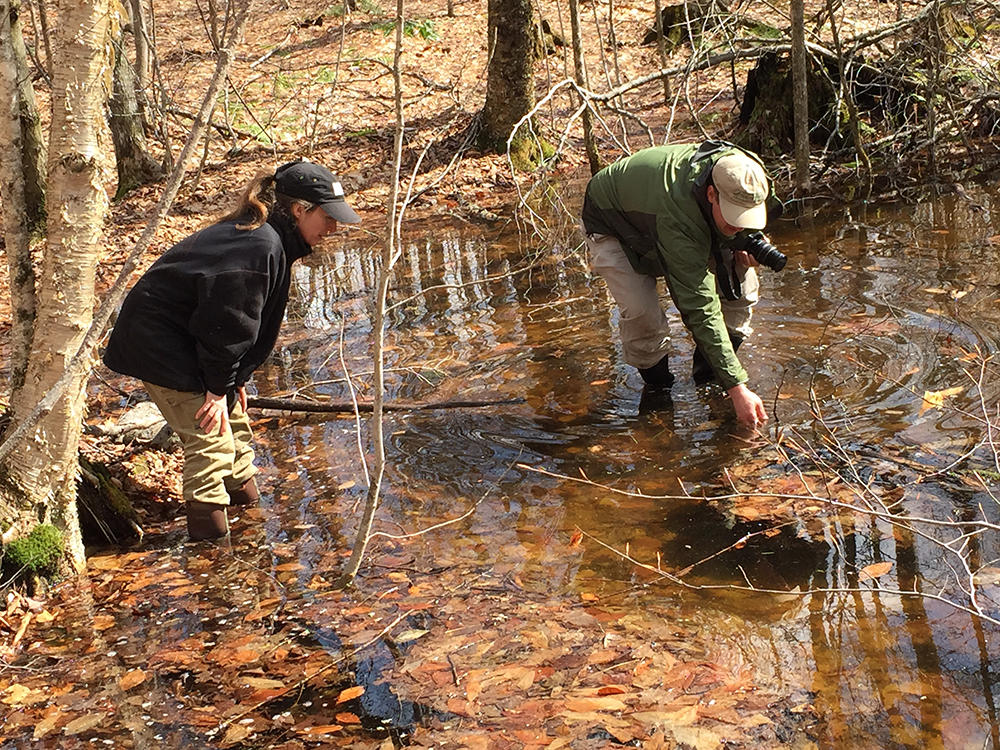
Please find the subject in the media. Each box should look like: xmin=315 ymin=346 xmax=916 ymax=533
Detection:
xmin=1 ymin=0 xmax=116 ymax=568
xmin=0 ymin=0 xmax=38 ymax=396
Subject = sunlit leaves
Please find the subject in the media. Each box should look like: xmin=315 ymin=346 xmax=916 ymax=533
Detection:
xmin=918 ymin=386 xmax=964 ymax=416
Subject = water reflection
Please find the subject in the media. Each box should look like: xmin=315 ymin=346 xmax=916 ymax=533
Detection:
xmin=244 ymin=190 xmax=1000 ymax=747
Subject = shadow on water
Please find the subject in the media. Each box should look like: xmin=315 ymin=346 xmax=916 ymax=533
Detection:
xmin=270 ymin=612 xmax=452 ymax=744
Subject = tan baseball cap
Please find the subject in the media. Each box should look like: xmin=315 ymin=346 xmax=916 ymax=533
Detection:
xmin=712 ymin=152 xmax=769 ymax=230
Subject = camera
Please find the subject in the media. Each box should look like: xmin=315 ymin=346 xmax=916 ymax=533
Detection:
xmin=739 ymin=231 xmax=787 ymax=272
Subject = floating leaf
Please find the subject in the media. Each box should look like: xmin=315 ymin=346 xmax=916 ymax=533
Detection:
xmin=221 ymin=724 xmax=251 ymax=745
xmin=300 ymin=724 xmax=343 ymax=735
xmin=859 ymin=562 xmax=893 ymax=581
xmin=336 ymin=685 xmax=365 ymax=703
xmin=568 ymin=530 xmax=583 ymax=548
xmin=919 ymin=386 xmax=963 ymax=416
xmin=2 ymin=684 xmax=33 ymax=705
xmin=564 ymin=695 xmax=628 ymax=712
xmin=394 ymin=628 xmax=429 ymax=644
xmin=118 ymin=669 xmax=147 ymax=691
xmin=242 ymin=677 xmax=284 ymax=690
xmin=63 ymin=713 xmax=104 ymax=736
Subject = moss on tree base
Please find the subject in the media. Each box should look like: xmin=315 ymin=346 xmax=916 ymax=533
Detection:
xmin=3 ymin=524 xmax=64 ymax=580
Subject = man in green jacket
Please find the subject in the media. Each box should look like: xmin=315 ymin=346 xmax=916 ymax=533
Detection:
xmin=581 ymin=141 xmax=781 ymax=429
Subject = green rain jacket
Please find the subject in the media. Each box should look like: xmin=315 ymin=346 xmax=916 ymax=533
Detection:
xmin=581 ymin=141 xmax=775 ymax=390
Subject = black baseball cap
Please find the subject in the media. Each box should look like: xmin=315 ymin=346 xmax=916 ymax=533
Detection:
xmin=274 ymin=160 xmax=361 ymax=224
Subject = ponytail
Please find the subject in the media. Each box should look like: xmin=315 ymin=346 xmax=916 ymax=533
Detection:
xmin=220 ymin=170 xmax=276 ymax=230
xmin=219 ymin=169 xmax=315 ymax=230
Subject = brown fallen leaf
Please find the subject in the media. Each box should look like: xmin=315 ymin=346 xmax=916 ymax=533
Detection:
xmin=2 ymin=683 xmax=33 ymax=705
xmin=118 ymin=669 xmax=147 ymax=691
xmin=63 ymin=713 xmax=104 ymax=736
xmin=336 ymin=685 xmax=365 ymax=703
xmin=221 ymin=724 xmax=252 ymax=745
xmin=564 ymin=695 xmax=628 ymax=712
xmin=32 ymin=709 xmax=61 ymax=740
xmin=300 ymin=724 xmax=343 ymax=735
xmin=859 ymin=561 xmax=894 ymax=582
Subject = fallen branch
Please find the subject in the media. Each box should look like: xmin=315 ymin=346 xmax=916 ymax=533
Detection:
xmin=248 ymin=395 xmax=525 ymax=414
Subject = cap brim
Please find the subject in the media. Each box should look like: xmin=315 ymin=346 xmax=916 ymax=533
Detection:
xmin=719 ymin=197 xmax=767 ymax=230
xmin=320 ymin=200 xmax=361 ymax=224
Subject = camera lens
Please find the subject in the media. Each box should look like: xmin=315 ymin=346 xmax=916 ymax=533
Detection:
xmin=744 ymin=233 xmax=787 ymax=272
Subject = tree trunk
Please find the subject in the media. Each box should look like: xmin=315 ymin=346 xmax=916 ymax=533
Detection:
xmin=790 ymin=0 xmax=810 ymax=193
xmin=109 ymin=29 xmax=163 ymax=199
xmin=479 ymin=0 xmax=535 ymax=160
xmin=128 ymin=0 xmax=150 ymax=109
xmin=34 ymin=0 xmax=53 ymax=76
xmin=569 ymin=0 xmax=599 ymax=173
xmin=6 ymin=0 xmax=46 ymax=234
xmin=1 ymin=0 xmax=115 ymax=569
xmin=0 ymin=0 xmax=37 ymax=397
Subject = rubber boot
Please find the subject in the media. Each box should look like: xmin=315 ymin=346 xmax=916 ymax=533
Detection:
xmin=692 ymin=332 xmax=744 ymax=385
xmin=637 ymin=355 xmax=675 ymax=389
xmin=186 ymin=501 xmax=229 ymax=541
xmin=227 ymin=476 xmax=260 ymax=507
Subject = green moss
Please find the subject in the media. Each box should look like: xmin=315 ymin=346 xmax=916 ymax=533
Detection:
xmin=4 ymin=524 xmax=64 ymax=577
xmin=508 ymin=135 xmax=555 ymax=172
xmin=743 ymin=21 xmax=783 ymax=39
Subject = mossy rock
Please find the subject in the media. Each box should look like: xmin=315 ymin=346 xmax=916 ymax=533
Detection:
xmin=78 ymin=456 xmax=142 ymax=545
xmin=3 ymin=524 xmax=64 ymax=578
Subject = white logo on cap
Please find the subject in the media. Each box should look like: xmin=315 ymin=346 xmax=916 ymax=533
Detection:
xmin=332 ymin=181 xmax=345 ymax=198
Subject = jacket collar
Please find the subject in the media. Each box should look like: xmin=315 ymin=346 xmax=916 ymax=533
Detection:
xmin=267 ymin=210 xmax=312 ymax=262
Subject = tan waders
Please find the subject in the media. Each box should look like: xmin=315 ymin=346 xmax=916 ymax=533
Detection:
xmin=143 ymin=383 xmax=258 ymax=541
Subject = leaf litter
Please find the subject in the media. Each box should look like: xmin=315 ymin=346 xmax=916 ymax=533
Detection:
xmin=0 ymin=528 xmax=816 ymax=748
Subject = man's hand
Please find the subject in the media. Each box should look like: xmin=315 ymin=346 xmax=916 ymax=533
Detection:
xmin=195 ymin=391 xmax=230 ymax=436
xmin=726 ymin=383 xmax=768 ymax=429
xmin=237 ymin=385 xmax=248 ymax=413
xmin=733 ymin=249 xmax=759 ymax=269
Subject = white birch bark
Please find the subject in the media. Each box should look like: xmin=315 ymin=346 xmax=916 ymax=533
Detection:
xmin=0 ymin=0 xmax=38 ymax=395
xmin=3 ymin=0 xmax=116 ymax=566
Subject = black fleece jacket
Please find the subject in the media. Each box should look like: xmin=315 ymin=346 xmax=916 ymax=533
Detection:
xmin=103 ymin=212 xmax=311 ymax=396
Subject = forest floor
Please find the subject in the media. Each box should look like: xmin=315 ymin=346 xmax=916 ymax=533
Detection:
xmin=2 ymin=0 xmax=998 ymax=747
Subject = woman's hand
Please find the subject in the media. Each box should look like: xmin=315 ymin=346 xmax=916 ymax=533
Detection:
xmin=726 ymin=383 xmax=768 ymax=430
xmin=195 ymin=391 xmax=230 ymax=436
